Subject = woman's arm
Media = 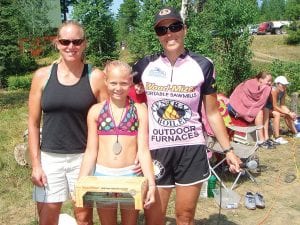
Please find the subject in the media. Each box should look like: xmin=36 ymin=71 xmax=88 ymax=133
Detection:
xmin=136 ymin=103 xmax=155 ymax=208
xmin=78 ymin=104 xmax=100 ymax=178
xmin=271 ymin=89 xmax=294 ymax=117
xmin=90 ymin=67 xmax=108 ymax=102
xmin=203 ymin=94 xmax=241 ymax=173
xmin=28 ymin=66 xmax=50 ymax=187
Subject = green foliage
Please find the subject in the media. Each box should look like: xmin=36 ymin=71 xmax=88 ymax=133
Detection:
xmin=14 ymin=0 xmax=54 ymax=39
xmin=199 ymin=0 xmax=257 ymax=95
xmin=72 ymin=0 xmax=118 ymax=67
xmin=284 ymin=1 xmax=300 ymax=45
xmin=260 ymin=0 xmax=286 ymax=21
xmin=127 ymin=0 xmax=163 ymax=60
xmin=285 ymin=0 xmax=300 ymax=21
xmin=285 ymin=29 xmax=300 ymax=45
xmin=269 ymin=59 xmax=300 ymax=94
xmin=61 ymin=0 xmax=77 ymax=21
xmin=0 ymin=1 xmax=38 ymax=88
xmin=116 ymin=0 xmax=140 ymax=46
xmin=7 ymin=74 xmax=32 ymax=91
xmin=185 ymin=11 xmax=214 ymax=58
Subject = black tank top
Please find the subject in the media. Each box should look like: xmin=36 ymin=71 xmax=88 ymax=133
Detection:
xmin=41 ymin=63 xmax=97 ymax=154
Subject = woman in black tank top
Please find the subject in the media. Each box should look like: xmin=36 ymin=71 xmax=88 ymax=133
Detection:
xmin=28 ymin=20 xmax=107 ymax=225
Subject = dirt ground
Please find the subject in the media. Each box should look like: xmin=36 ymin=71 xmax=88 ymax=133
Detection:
xmin=163 ymin=136 xmax=300 ymax=225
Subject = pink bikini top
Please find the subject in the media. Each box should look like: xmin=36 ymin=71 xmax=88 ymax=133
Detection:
xmin=97 ymin=98 xmax=139 ymax=136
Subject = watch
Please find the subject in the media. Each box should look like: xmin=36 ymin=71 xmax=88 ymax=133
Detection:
xmin=223 ymin=146 xmax=234 ymax=154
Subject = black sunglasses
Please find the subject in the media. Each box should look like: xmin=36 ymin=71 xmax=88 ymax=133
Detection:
xmin=58 ymin=39 xmax=84 ymax=46
xmin=154 ymin=22 xmax=184 ymax=36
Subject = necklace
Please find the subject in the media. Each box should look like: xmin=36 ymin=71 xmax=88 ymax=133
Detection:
xmin=110 ymin=101 xmax=126 ymax=156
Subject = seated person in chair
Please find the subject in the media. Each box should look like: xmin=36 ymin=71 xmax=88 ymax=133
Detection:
xmin=269 ymin=75 xmax=300 ymax=144
xmin=228 ymin=72 xmax=274 ymax=149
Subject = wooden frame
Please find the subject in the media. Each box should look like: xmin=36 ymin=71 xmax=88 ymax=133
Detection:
xmin=75 ymin=176 xmax=148 ymax=210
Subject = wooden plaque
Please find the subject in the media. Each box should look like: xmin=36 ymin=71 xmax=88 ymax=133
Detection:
xmin=75 ymin=176 xmax=148 ymax=210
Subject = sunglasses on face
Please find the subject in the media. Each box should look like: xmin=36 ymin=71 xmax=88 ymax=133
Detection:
xmin=58 ymin=39 xmax=84 ymax=46
xmin=154 ymin=22 xmax=184 ymax=36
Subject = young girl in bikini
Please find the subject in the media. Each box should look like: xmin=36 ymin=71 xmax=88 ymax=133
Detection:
xmin=78 ymin=60 xmax=155 ymax=225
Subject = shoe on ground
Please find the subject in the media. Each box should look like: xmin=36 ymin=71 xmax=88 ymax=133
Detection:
xmin=245 ymin=192 xmax=256 ymax=210
xmin=267 ymin=139 xmax=280 ymax=146
xmin=258 ymin=141 xmax=276 ymax=149
xmin=254 ymin=192 xmax=265 ymax=209
xmin=265 ymin=139 xmax=277 ymax=147
xmin=274 ymin=136 xmax=288 ymax=144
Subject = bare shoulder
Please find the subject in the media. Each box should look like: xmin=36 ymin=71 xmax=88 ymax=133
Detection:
xmin=89 ymin=101 xmax=106 ymax=113
xmin=34 ymin=65 xmax=52 ymax=78
xmin=134 ymin=102 xmax=148 ymax=115
xmin=271 ymin=87 xmax=278 ymax=95
xmin=31 ymin=65 xmax=52 ymax=89
xmin=90 ymin=67 xmax=105 ymax=81
xmin=89 ymin=66 xmax=108 ymax=102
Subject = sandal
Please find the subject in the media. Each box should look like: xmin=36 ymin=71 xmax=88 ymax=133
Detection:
xmin=245 ymin=192 xmax=256 ymax=210
xmin=254 ymin=192 xmax=265 ymax=209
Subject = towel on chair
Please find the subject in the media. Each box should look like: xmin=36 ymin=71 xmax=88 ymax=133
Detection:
xmin=229 ymin=78 xmax=271 ymax=122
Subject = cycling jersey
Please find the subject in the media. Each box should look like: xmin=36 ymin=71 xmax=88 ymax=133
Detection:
xmin=133 ymin=50 xmax=217 ymax=150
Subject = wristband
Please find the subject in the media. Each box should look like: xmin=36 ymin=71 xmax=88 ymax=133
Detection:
xmin=223 ymin=146 xmax=234 ymax=154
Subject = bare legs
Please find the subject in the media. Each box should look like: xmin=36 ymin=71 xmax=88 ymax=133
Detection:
xmin=272 ymin=110 xmax=281 ymax=138
xmin=175 ymin=184 xmax=202 ymax=225
xmin=255 ymin=110 xmax=266 ymax=142
xmin=271 ymin=105 xmax=297 ymax=138
xmin=96 ymin=203 xmax=139 ymax=225
xmin=263 ymin=108 xmax=270 ymax=140
xmin=37 ymin=202 xmax=62 ymax=225
xmin=145 ymin=183 xmax=202 ymax=225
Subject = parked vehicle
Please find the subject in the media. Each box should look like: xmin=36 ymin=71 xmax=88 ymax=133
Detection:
xmin=257 ymin=21 xmax=290 ymax=35
xmin=248 ymin=24 xmax=259 ymax=35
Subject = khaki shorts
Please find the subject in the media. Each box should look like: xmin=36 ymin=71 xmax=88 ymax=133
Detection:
xmin=33 ymin=151 xmax=84 ymax=203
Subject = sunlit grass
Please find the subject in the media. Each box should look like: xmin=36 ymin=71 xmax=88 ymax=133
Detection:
xmin=251 ymin=35 xmax=300 ymax=63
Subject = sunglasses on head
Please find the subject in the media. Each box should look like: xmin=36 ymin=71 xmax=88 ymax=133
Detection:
xmin=154 ymin=22 xmax=184 ymax=36
xmin=58 ymin=39 xmax=84 ymax=46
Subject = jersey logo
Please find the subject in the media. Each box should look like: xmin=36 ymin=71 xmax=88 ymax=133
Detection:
xmin=149 ymin=67 xmax=166 ymax=78
xmin=151 ymin=99 xmax=192 ymax=127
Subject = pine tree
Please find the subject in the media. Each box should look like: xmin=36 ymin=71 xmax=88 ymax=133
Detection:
xmin=72 ymin=0 xmax=117 ymax=66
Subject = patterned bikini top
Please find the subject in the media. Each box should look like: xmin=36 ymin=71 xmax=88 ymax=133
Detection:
xmin=97 ymin=98 xmax=139 ymax=136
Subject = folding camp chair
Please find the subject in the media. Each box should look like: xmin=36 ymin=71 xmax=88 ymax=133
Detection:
xmin=206 ymin=129 xmax=260 ymax=190
xmin=203 ymin=94 xmax=262 ymax=190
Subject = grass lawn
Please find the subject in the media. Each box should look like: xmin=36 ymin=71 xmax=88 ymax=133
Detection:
xmin=251 ymin=34 xmax=300 ymax=63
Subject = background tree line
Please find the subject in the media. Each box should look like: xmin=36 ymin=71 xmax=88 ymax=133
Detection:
xmin=1 ymin=0 xmax=299 ymax=95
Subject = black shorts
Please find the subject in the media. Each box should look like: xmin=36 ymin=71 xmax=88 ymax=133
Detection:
xmin=151 ymin=145 xmax=210 ymax=187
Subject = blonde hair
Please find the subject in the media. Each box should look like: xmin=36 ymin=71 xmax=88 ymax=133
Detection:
xmin=104 ymin=60 xmax=133 ymax=78
xmin=57 ymin=20 xmax=85 ymax=39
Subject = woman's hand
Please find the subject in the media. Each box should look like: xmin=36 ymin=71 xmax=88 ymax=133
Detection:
xmin=225 ymin=151 xmax=242 ymax=173
xmin=31 ymin=166 xmax=47 ymax=187
xmin=288 ymin=111 xmax=297 ymax=120
xmin=144 ymin=185 xmax=155 ymax=209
